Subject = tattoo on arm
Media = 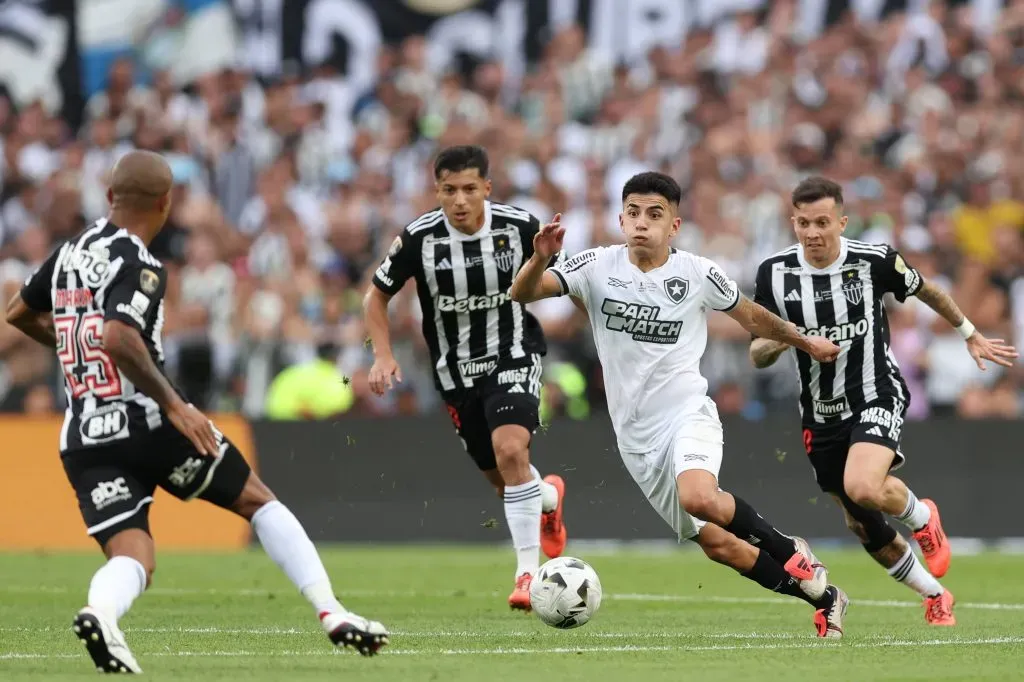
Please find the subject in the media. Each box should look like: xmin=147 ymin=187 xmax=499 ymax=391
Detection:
xmin=915 ymin=280 xmax=965 ymax=328
xmin=104 ymin=322 xmax=183 ymax=411
xmin=738 ymin=298 xmax=805 ymax=348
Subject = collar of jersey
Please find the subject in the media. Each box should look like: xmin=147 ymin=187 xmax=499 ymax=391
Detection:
xmin=443 ymin=200 xmax=493 ymax=240
xmin=797 ymin=237 xmax=849 ymax=274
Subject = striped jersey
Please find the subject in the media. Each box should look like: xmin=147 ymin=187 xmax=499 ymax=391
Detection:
xmin=753 ymin=238 xmax=923 ymax=425
xmin=20 ymin=219 xmax=172 ymax=453
xmin=372 ymin=201 xmax=551 ymax=395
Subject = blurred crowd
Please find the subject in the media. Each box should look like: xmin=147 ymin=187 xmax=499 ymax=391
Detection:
xmin=2 ymin=0 xmax=1024 ymax=421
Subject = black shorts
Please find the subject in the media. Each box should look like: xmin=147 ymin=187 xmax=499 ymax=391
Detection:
xmin=802 ymin=395 xmax=907 ymax=494
xmin=444 ymin=354 xmax=543 ymax=470
xmin=62 ymin=421 xmax=251 ymax=546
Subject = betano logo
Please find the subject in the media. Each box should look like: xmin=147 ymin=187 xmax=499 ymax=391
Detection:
xmin=798 ymin=318 xmax=869 ymax=343
xmin=437 ymin=292 xmax=511 ymax=313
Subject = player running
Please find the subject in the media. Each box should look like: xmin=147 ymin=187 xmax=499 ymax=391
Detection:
xmin=364 ymin=145 xmax=567 ymax=610
xmin=5 ymin=151 xmax=388 ymax=673
xmin=749 ymin=176 xmax=1018 ymax=626
xmin=511 ymin=171 xmax=850 ymax=638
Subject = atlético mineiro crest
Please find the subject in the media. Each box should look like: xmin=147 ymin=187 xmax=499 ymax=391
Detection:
xmin=842 ymin=269 xmax=863 ymax=305
xmin=494 ymin=239 xmax=516 ymax=272
xmin=664 ymin=277 xmax=688 ymax=303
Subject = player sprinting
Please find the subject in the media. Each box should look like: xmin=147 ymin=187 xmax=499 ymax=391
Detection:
xmin=749 ymin=176 xmax=1018 ymax=626
xmin=511 ymin=171 xmax=850 ymax=638
xmin=364 ymin=145 xmax=567 ymax=610
xmin=4 ymin=151 xmax=388 ymax=673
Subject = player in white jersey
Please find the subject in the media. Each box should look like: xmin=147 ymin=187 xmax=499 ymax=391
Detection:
xmin=512 ymin=172 xmax=850 ymax=638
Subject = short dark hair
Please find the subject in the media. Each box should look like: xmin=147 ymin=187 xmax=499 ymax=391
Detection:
xmin=621 ymin=171 xmax=682 ymax=206
xmin=791 ymin=176 xmax=844 ymax=208
xmin=433 ymin=145 xmax=489 ymax=180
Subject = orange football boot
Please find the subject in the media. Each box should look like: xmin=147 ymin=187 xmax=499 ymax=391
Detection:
xmin=541 ymin=475 xmax=567 ymax=559
xmin=924 ymin=590 xmax=956 ymax=626
xmin=913 ymin=499 xmax=951 ymax=578
xmin=509 ymin=573 xmax=532 ymax=611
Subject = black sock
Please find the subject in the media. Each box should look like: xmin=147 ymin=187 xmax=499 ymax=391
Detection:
xmin=725 ymin=495 xmax=798 ymax=564
xmin=741 ymin=550 xmax=834 ymax=610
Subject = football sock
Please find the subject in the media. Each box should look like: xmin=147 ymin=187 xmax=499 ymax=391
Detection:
xmin=895 ymin=490 xmax=931 ymax=532
xmin=251 ymin=501 xmax=344 ymax=614
xmin=742 ymin=550 xmax=835 ymax=610
xmin=725 ymin=495 xmax=799 ymax=564
xmin=887 ymin=545 xmax=943 ymax=598
xmin=530 ymin=465 xmax=559 ymax=513
xmin=504 ymin=479 xmax=543 ymax=577
xmin=88 ymin=556 xmax=147 ymax=624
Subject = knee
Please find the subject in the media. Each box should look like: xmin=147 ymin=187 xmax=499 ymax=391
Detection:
xmin=844 ymin=476 xmax=882 ymax=509
xmin=680 ymin=490 xmax=721 ymax=523
xmin=492 ymin=435 xmax=529 ymax=472
xmin=142 ymin=560 xmax=156 ymax=588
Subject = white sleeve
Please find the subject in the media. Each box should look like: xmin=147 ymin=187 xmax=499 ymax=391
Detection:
xmin=548 ymin=248 xmax=601 ymax=302
xmin=699 ymin=257 xmax=741 ymax=312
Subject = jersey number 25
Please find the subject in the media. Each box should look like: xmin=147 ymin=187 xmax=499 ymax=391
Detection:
xmin=55 ymin=312 xmax=123 ymax=399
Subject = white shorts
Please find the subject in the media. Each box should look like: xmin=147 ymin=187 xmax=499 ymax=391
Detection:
xmin=620 ymin=398 xmax=724 ymax=541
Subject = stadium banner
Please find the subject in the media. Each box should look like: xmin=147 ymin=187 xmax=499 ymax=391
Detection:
xmin=0 ymin=414 xmax=257 ymax=550
xmin=252 ymin=414 xmax=1023 ymax=543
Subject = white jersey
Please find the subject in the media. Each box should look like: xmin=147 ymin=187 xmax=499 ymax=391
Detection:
xmin=549 ymin=245 xmax=741 ymax=453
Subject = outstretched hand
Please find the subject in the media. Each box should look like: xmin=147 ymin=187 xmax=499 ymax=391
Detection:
xmin=533 ymin=214 xmax=565 ymax=260
xmin=966 ymin=332 xmax=1018 ymax=370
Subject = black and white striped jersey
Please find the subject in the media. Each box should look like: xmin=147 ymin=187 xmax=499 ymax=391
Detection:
xmin=753 ymin=237 xmax=924 ymax=425
xmin=372 ymin=201 xmax=551 ymax=395
xmin=20 ymin=219 xmax=173 ymax=453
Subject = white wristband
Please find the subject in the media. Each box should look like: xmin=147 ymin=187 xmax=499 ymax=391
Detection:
xmin=956 ymin=318 xmax=976 ymax=340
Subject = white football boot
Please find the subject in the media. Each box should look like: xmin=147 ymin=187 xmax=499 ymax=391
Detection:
xmin=786 ymin=536 xmax=829 ymax=601
xmin=319 ymin=610 xmax=390 ymax=656
xmin=72 ymin=606 xmax=142 ymax=674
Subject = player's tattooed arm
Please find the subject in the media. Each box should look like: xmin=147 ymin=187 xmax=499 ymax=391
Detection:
xmin=4 ymin=292 xmax=56 ymax=347
xmin=103 ymin=319 xmax=186 ymax=411
xmin=915 ymin=279 xmax=1018 ymax=368
xmin=914 ymin=280 xmax=965 ymax=328
xmin=729 ymin=297 xmax=839 ymax=363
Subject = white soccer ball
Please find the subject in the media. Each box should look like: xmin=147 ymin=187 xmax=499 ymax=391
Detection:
xmin=529 ymin=556 xmax=603 ymax=629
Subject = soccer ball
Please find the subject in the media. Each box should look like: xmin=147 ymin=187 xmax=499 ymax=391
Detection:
xmin=529 ymin=557 xmax=603 ymax=629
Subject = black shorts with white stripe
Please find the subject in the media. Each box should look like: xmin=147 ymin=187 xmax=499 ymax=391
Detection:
xmin=62 ymin=422 xmax=251 ymax=546
xmin=801 ymin=395 xmax=907 ymax=495
xmin=443 ymin=354 xmax=543 ymax=471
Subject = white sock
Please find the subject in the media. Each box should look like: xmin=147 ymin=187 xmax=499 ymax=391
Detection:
xmin=888 ymin=546 xmax=943 ymax=598
xmin=88 ymin=556 xmax=147 ymax=624
xmin=504 ymin=480 xmax=543 ymax=578
xmin=530 ymin=465 xmax=559 ymax=513
xmin=896 ymin=490 xmax=931 ymax=532
xmin=251 ymin=500 xmax=344 ymax=615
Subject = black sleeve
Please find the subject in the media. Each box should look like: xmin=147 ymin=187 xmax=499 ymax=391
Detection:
xmin=19 ymin=246 xmax=62 ymax=312
xmin=750 ymin=260 xmax=780 ymax=339
xmin=371 ymin=231 xmax=419 ymax=296
xmin=103 ymin=263 xmax=167 ymax=333
xmin=874 ymin=245 xmax=923 ymax=302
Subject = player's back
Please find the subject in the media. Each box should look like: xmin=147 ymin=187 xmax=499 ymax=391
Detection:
xmin=553 ymin=245 xmax=741 ymax=453
xmin=22 ymin=218 xmax=170 ymax=452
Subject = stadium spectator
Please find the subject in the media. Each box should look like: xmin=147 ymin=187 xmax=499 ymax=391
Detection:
xmin=2 ymin=1 xmax=1022 ymax=421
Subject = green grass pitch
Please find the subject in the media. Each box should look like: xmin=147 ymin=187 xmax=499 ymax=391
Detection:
xmin=1 ymin=546 xmax=1022 ymax=681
